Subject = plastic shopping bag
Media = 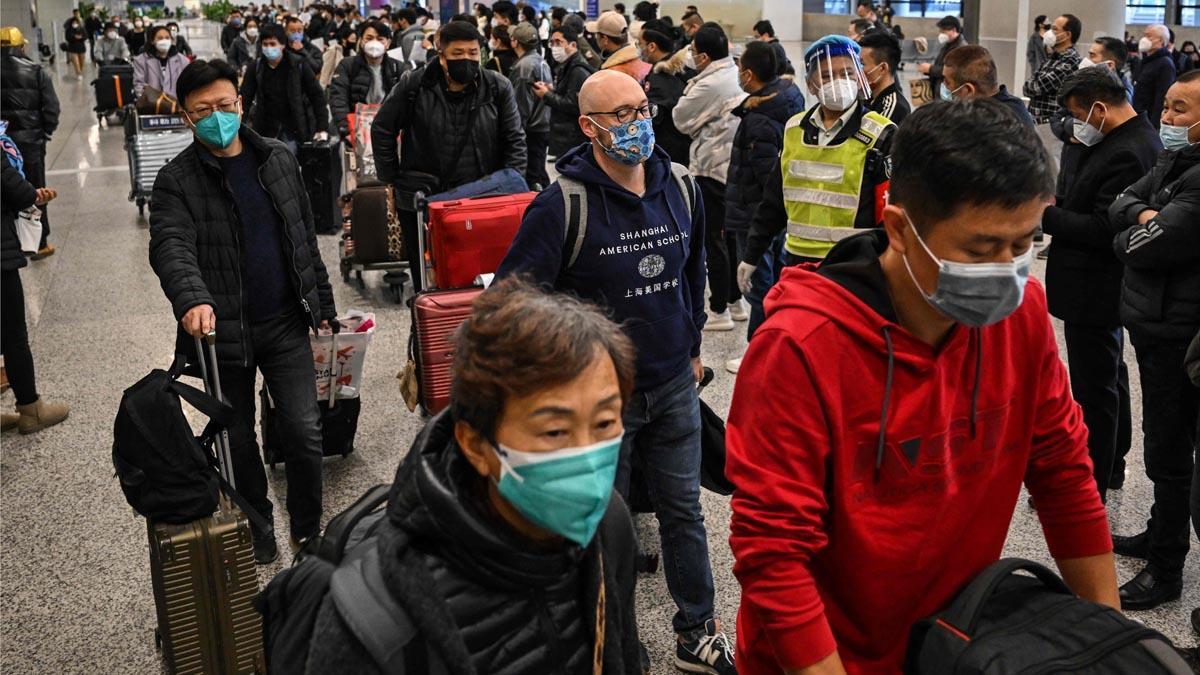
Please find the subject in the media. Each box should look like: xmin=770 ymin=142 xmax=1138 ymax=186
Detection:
xmin=16 ymin=206 xmax=41 ymax=253
xmin=311 ymin=311 xmax=376 ymax=401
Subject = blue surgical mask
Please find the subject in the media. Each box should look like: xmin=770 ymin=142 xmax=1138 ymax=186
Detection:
xmin=289 ymin=31 xmax=305 ymax=43
xmin=1159 ymin=119 xmax=1200 ymax=151
xmin=492 ymin=436 xmax=621 ymax=546
xmin=587 ymin=116 xmax=655 ymax=165
xmin=900 ymin=209 xmax=1032 ymax=327
xmin=262 ymin=45 xmax=282 ymax=61
xmin=193 ymin=110 xmax=241 ymax=149
xmin=939 ymin=81 xmax=964 ymax=102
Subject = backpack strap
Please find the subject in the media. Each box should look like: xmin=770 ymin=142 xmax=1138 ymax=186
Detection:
xmin=558 ymin=175 xmax=589 ymax=272
xmin=331 ymin=541 xmax=443 ymax=673
xmin=669 ymin=161 xmax=697 ymax=221
xmin=938 ymin=558 xmax=1073 ymax=636
xmin=316 ymin=484 xmax=391 ymax=564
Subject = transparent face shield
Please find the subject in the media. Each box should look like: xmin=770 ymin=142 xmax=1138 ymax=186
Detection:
xmin=806 ymin=47 xmax=871 ymax=112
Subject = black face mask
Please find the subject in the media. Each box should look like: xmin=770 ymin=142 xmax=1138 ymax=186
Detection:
xmin=444 ymin=58 xmax=479 ymax=85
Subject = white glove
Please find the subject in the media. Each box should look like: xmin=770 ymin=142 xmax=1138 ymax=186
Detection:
xmin=313 ymin=131 xmax=329 ymax=142
xmin=736 ymin=261 xmax=756 ymax=296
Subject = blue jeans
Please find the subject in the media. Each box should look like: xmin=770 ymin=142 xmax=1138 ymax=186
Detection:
xmin=616 ymin=368 xmax=714 ymax=636
xmin=735 ymin=230 xmax=785 ymax=340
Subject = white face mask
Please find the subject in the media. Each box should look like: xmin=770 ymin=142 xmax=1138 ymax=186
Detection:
xmin=363 ymin=39 xmax=386 ymax=59
xmin=1138 ymin=36 xmax=1154 ymax=53
xmin=170 ymin=27 xmax=178 ymax=36
xmin=105 ymin=31 xmax=117 ymax=39
xmin=937 ymin=32 xmax=951 ymax=46
xmin=155 ymin=38 xmax=172 ymax=53
xmin=683 ymin=49 xmax=697 ymax=70
xmin=246 ymin=27 xmax=259 ymax=39
xmin=551 ymin=45 xmax=567 ymax=62
xmin=819 ymin=78 xmax=860 ymax=112
xmin=1043 ymin=29 xmax=1058 ymax=49
xmin=1072 ymin=103 xmax=1106 ymax=147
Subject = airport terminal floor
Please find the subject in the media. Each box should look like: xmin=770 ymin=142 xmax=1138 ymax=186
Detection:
xmin=1 ymin=21 xmax=1199 ymax=675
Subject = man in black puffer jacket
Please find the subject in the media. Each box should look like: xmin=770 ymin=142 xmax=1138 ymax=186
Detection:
xmin=1 ymin=30 xmax=60 ymax=258
xmin=1107 ymin=72 xmax=1200 ymax=613
xmin=540 ymin=24 xmax=595 ymax=157
xmin=240 ymin=24 xmax=329 ymax=152
xmin=371 ymin=20 xmax=526 ymax=291
xmin=327 ymin=21 xmax=404 ymax=140
xmin=149 ymin=60 xmax=336 ymax=566
xmin=300 ymin=278 xmax=644 ymax=674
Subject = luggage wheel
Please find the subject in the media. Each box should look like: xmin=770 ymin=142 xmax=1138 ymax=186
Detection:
xmin=354 ymin=270 xmax=365 ymax=290
xmin=339 ymin=259 xmax=350 ymax=282
xmin=136 ymin=197 xmax=146 ymax=217
xmin=154 ymin=628 xmax=162 ymax=651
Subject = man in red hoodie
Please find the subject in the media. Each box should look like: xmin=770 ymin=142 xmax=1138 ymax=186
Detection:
xmin=726 ymin=98 xmax=1120 ymax=675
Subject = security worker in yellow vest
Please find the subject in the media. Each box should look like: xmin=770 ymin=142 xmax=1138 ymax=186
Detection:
xmin=737 ymin=35 xmax=895 ymax=294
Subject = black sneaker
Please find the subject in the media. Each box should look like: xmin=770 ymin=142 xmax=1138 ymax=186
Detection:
xmin=252 ymin=531 xmax=279 ymax=565
xmin=676 ymin=619 xmax=735 ymax=674
xmin=1112 ymin=530 xmax=1149 ymax=560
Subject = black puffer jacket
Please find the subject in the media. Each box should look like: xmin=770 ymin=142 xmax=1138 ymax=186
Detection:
xmin=327 ymin=53 xmax=405 ymax=136
xmin=725 ymin=77 xmax=805 ymax=233
xmin=0 ymin=48 xmax=60 ymax=148
xmin=148 ymin=127 xmax=336 ymax=366
xmin=305 ymin=411 xmax=643 ymax=674
xmin=645 ymin=49 xmax=694 ymax=165
xmin=1 ymin=152 xmax=35 ymax=271
xmin=545 ymin=50 xmax=595 ymax=156
xmin=240 ymin=52 xmax=329 ymax=140
xmin=372 ymin=61 xmax=527 ymax=189
xmin=1111 ymin=143 xmax=1200 ymax=344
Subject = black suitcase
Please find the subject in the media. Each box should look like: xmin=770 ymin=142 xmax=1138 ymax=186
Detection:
xmin=349 ymin=184 xmax=396 ymax=264
xmin=299 ymin=140 xmax=343 ymax=234
xmin=94 ymin=62 xmax=134 ymax=113
xmin=260 ymin=388 xmax=360 ymax=467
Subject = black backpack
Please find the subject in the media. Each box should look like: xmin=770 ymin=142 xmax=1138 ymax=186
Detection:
xmin=112 ymin=357 xmax=234 ymax=523
xmin=906 ymin=558 xmax=1192 ymax=674
xmin=259 ymin=484 xmax=442 ymax=674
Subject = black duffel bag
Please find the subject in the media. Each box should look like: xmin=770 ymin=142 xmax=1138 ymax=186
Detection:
xmin=906 ymin=558 xmax=1191 ymax=674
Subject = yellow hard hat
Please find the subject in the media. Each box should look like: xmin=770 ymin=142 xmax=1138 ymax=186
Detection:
xmin=0 ymin=26 xmax=27 ymax=47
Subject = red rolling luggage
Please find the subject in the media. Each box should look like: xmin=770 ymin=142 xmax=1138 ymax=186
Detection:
xmin=411 ymin=287 xmax=482 ymax=414
xmin=419 ymin=192 xmax=536 ymax=289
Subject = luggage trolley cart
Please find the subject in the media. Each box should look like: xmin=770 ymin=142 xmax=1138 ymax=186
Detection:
xmin=124 ymin=110 xmax=192 ymax=216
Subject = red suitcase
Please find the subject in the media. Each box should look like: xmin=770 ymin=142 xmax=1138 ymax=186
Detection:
xmin=421 ymin=192 xmax=536 ymax=289
xmin=412 ymin=287 xmax=483 ymax=414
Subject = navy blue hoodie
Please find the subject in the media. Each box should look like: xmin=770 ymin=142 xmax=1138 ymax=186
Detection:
xmin=497 ymin=143 xmax=707 ymax=390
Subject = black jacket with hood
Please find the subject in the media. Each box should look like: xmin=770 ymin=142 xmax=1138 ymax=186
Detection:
xmin=1110 ymin=142 xmax=1200 ymax=344
xmin=304 ymin=411 xmax=643 ymax=674
xmin=148 ymin=127 xmax=336 ymax=366
xmin=0 ymin=48 xmax=60 ymax=149
xmin=545 ymin=49 xmax=595 ymax=157
xmin=372 ymin=61 xmax=526 ymax=189
xmin=725 ymin=77 xmax=806 ymax=233
xmin=240 ymin=51 xmax=329 ymax=140
xmin=645 ymin=49 xmax=695 ymax=165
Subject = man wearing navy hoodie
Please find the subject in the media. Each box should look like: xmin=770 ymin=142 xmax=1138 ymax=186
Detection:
xmin=497 ymin=69 xmax=735 ymax=675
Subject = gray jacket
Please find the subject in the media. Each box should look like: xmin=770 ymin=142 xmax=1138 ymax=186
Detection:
xmin=133 ymin=51 xmax=190 ymax=98
xmin=226 ymin=35 xmax=259 ymax=72
xmin=508 ymin=49 xmax=551 ymax=134
xmin=95 ymin=35 xmax=130 ymax=63
xmin=395 ymin=24 xmax=425 ymax=62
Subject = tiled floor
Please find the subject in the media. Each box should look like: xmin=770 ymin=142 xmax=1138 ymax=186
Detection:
xmin=1 ymin=23 xmax=1196 ymax=674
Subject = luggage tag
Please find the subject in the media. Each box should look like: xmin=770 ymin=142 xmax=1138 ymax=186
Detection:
xmin=398 ymin=362 xmax=419 ymax=412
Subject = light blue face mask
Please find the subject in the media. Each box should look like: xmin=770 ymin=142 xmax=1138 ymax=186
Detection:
xmin=193 ymin=110 xmax=241 ymax=149
xmin=492 ymin=436 xmax=621 ymax=547
xmin=588 ymin=116 xmax=656 ymax=166
xmin=1159 ymin=119 xmax=1199 ymax=151
xmin=939 ymin=81 xmax=964 ymax=102
xmin=262 ymin=45 xmax=283 ymax=61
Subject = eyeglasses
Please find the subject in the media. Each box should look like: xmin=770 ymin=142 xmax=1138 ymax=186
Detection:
xmin=185 ymin=98 xmax=240 ymax=121
xmin=588 ymin=103 xmax=658 ymax=124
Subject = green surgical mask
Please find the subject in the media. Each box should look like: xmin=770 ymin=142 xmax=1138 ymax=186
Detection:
xmin=193 ymin=110 xmax=240 ymax=149
xmin=492 ymin=436 xmax=621 ymax=547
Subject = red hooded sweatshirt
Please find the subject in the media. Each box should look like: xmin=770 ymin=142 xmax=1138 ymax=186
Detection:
xmin=726 ymin=232 xmax=1111 ymax=674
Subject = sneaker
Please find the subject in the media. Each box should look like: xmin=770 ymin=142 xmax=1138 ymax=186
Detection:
xmin=1036 ymin=247 xmax=1049 ymax=260
xmin=729 ymin=299 xmax=749 ymax=322
xmin=252 ymin=531 xmax=279 ymax=565
xmin=676 ymin=619 xmax=736 ymax=675
xmin=704 ymin=310 xmax=735 ymax=332
xmin=725 ymin=357 xmax=742 ymax=374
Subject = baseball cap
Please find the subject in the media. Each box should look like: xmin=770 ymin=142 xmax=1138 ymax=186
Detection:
xmin=586 ymin=11 xmax=627 ymax=39
xmin=0 ymin=26 xmax=27 ymax=47
xmin=511 ymin=21 xmax=539 ymax=47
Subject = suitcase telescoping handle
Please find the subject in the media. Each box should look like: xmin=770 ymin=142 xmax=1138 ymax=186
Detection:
xmin=193 ymin=332 xmax=237 ymax=490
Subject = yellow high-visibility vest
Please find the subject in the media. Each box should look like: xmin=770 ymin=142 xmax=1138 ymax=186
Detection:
xmin=780 ymin=109 xmax=893 ymax=259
